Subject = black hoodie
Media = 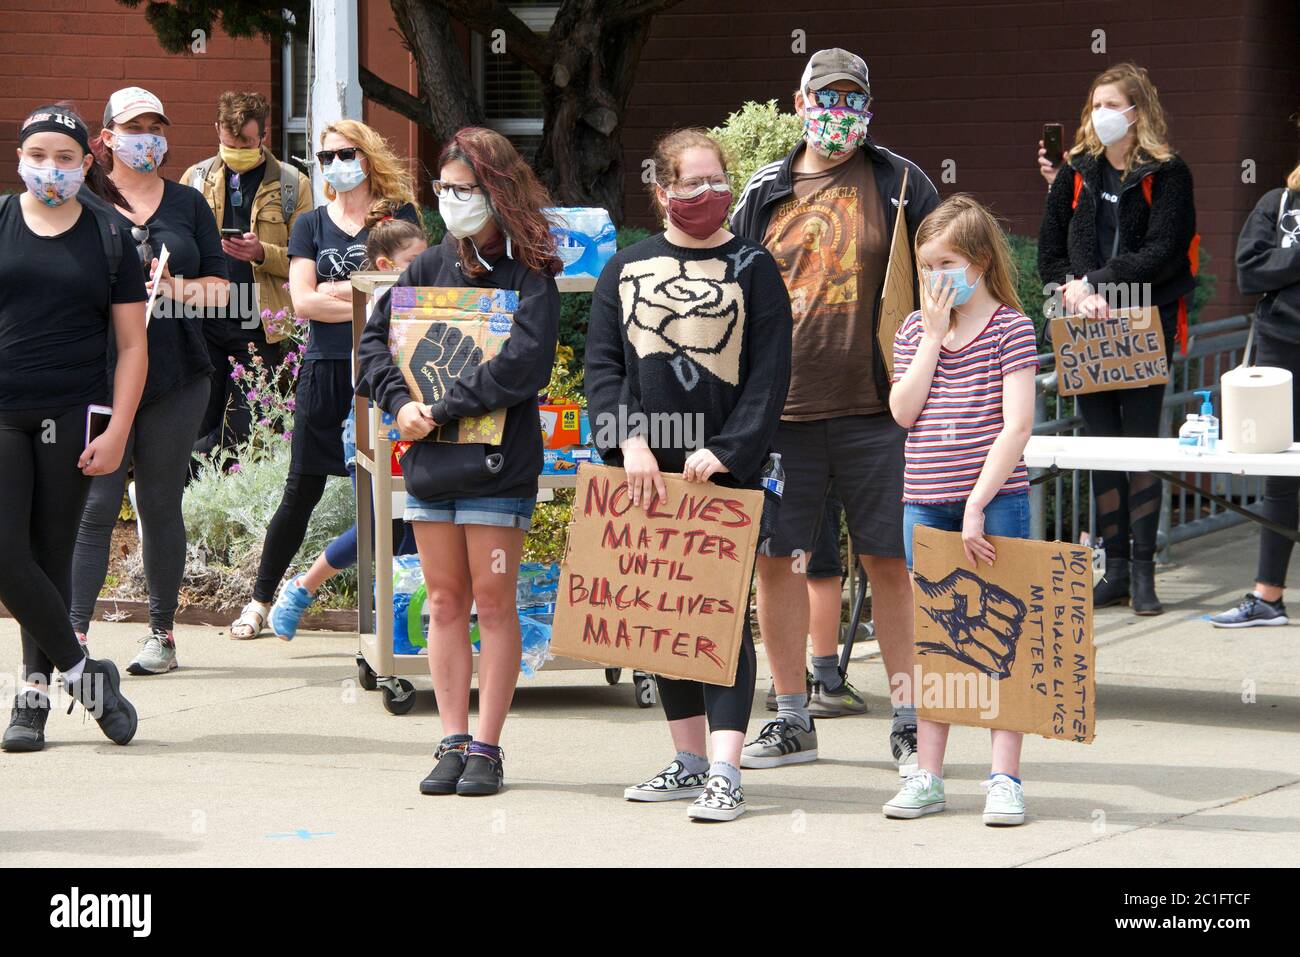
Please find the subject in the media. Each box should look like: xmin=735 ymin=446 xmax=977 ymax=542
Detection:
xmin=358 ymin=234 xmax=560 ymax=500
xmin=1038 ymin=151 xmax=1197 ymax=333
xmin=1237 ymin=187 xmax=1300 ymax=345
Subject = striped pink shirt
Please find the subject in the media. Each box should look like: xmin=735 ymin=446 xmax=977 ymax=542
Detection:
xmin=892 ymin=305 xmax=1039 ymax=504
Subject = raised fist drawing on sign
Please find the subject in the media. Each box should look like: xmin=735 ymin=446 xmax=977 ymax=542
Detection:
xmin=914 ymin=568 xmax=1027 ymax=680
xmin=410 ymin=322 xmax=483 ymax=404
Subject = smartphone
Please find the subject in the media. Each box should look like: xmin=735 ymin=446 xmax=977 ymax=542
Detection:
xmin=1042 ymin=123 xmax=1064 ymax=166
xmin=220 ymin=228 xmax=243 ymax=238
xmin=86 ymin=404 xmax=112 ymax=448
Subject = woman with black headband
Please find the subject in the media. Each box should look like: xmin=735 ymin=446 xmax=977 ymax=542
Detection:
xmin=0 ymin=104 xmax=148 ymax=752
xmin=68 ymin=87 xmax=229 ymax=677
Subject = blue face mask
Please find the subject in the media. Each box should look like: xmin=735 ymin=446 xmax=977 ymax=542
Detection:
xmin=322 ymin=157 xmax=366 ymax=193
xmin=926 ymin=264 xmax=983 ymax=306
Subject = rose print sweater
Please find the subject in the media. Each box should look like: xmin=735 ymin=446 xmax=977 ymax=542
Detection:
xmin=584 ymin=232 xmax=793 ymax=488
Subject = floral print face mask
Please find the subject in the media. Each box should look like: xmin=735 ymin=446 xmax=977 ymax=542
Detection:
xmin=802 ymin=106 xmax=871 ymax=159
xmin=112 ymin=132 xmax=168 ymax=173
xmin=18 ymin=160 xmax=84 ymax=206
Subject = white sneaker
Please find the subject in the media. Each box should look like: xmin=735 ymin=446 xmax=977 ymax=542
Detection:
xmin=981 ymin=774 xmax=1026 ymax=826
xmin=883 ymin=769 xmax=946 ymax=819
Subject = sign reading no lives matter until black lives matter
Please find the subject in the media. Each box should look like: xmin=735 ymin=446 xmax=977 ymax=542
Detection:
xmin=911 ymin=526 xmax=1096 ymax=742
xmin=550 ymin=464 xmax=763 ymax=685
xmin=1050 ymin=306 xmax=1168 ymax=397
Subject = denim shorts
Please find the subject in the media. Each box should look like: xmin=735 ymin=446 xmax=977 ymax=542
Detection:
xmin=403 ymin=494 xmax=536 ymax=531
xmin=902 ymin=492 xmax=1031 ymax=570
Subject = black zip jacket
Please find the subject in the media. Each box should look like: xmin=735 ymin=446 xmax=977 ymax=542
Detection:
xmin=1038 ymin=151 xmax=1197 ymax=324
xmin=729 ymin=136 xmax=940 ymax=406
xmin=1237 ymin=187 xmax=1300 ymax=346
xmin=358 ymin=235 xmax=560 ymax=500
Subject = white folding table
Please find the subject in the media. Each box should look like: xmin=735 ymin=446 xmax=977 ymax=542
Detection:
xmin=1024 ymin=435 xmax=1300 ymax=543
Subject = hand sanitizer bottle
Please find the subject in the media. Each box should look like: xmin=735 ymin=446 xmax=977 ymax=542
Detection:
xmin=1195 ymin=389 xmax=1219 ymax=453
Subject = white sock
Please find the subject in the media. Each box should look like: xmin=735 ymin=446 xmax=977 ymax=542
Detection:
xmin=62 ymin=656 xmax=88 ymax=686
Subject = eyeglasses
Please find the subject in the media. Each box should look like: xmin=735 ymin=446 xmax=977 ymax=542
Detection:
xmin=811 ymin=88 xmax=870 ymax=112
xmin=229 ymin=171 xmax=242 ymax=209
xmin=316 ymin=148 xmax=361 ymax=166
xmin=668 ymin=176 xmax=730 ymax=198
xmin=432 ymin=181 xmax=482 ymax=201
xmin=131 ymin=225 xmax=152 ymax=266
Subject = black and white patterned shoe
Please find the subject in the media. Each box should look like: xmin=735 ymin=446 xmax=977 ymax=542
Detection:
xmin=740 ymin=717 xmax=818 ymax=768
xmin=624 ymin=760 xmax=708 ymax=802
xmin=687 ymin=775 xmax=747 ymax=822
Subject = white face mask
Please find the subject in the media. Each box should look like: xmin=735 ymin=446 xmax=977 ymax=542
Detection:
xmin=440 ymin=191 xmax=493 ymax=239
xmin=1092 ymin=104 xmax=1135 ymax=147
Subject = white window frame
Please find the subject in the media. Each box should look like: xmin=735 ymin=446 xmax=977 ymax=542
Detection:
xmin=471 ymin=4 xmax=557 ymax=145
xmin=281 ymin=11 xmax=310 ymax=165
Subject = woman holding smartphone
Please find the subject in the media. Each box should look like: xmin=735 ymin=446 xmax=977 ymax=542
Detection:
xmin=230 ymin=120 xmax=419 ymax=640
xmin=0 ymin=104 xmax=147 ymax=752
xmin=1038 ymin=63 xmax=1197 ymax=615
xmin=360 ymin=127 xmax=561 ymax=798
xmin=68 ymin=87 xmax=230 ymax=677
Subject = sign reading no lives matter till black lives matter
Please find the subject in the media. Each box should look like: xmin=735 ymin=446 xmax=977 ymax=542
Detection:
xmin=550 ymin=464 xmax=763 ymax=685
xmin=1050 ymin=306 xmax=1168 ymax=397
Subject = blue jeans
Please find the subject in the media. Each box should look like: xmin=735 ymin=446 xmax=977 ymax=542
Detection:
xmin=404 ymin=494 xmax=536 ymax=532
xmin=902 ymin=492 xmax=1031 ymax=569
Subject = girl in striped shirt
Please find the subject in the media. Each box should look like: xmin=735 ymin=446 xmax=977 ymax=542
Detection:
xmin=884 ymin=194 xmax=1039 ymax=826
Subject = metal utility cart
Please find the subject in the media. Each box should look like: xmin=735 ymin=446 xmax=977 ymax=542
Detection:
xmin=349 ymin=273 xmax=657 ymax=714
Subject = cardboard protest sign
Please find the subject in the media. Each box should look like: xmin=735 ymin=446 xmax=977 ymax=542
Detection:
xmin=388 ymin=286 xmax=519 ymax=444
xmin=1050 ymin=306 xmax=1168 ymax=397
xmin=876 ymin=167 xmax=913 ymax=378
xmin=911 ymin=526 xmax=1095 ymax=743
xmin=551 ymin=464 xmax=763 ymax=685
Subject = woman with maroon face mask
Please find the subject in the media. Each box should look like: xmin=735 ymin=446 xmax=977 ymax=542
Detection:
xmin=584 ymin=128 xmax=793 ymax=822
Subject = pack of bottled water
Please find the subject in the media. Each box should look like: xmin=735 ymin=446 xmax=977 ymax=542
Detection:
xmin=545 ymin=207 xmax=617 ymax=278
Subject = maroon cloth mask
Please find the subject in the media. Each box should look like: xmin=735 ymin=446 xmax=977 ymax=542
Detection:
xmin=667 ymin=187 xmax=733 ymax=240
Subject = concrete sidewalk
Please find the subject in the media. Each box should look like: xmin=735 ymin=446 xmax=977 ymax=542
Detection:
xmin=0 ymin=523 xmax=1296 ymax=867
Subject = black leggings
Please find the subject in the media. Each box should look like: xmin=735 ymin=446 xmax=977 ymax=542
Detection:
xmin=1078 ymin=322 xmax=1174 ymax=562
xmin=0 ymin=406 xmax=93 ymax=682
xmin=656 ymin=615 xmax=757 ymax=734
xmin=1254 ymin=332 xmax=1300 ymax=588
xmin=253 ymin=471 xmax=327 ymax=602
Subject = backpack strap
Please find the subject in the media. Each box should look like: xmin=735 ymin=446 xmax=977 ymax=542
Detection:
xmin=278 ymin=163 xmax=298 ymax=220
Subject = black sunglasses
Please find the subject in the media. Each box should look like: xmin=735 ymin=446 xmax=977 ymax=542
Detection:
xmin=316 ymin=147 xmax=361 ymax=166
xmin=131 ymin=225 xmax=153 ymax=265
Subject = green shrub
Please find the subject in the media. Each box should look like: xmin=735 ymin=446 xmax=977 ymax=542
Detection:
xmin=707 ymin=100 xmax=804 ymax=204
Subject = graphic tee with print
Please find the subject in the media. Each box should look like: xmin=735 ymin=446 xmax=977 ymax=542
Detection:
xmin=288 ymin=202 xmax=420 ymax=359
xmin=762 ymin=157 xmax=888 ymax=419
xmin=892 ymin=305 xmax=1039 ymax=504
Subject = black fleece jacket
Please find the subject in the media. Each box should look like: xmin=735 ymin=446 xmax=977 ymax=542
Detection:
xmin=358 ymin=235 xmax=560 ymax=499
xmin=1237 ymin=187 xmax=1300 ymax=345
xmin=1038 ymin=151 xmax=1197 ymax=325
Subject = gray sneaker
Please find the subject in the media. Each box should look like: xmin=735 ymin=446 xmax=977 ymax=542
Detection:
xmin=127 ymin=629 xmax=178 ymax=675
xmin=741 ymin=717 xmax=818 ymax=768
xmin=764 ymin=670 xmax=813 ymax=712
xmin=807 ymin=676 xmax=868 ymax=717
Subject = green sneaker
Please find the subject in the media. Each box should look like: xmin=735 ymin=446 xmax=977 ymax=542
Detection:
xmin=883 ymin=770 xmax=946 ymax=819
xmin=807 ymin=675 xmax=868 ymax=717
xmin=981 ymin=774 xmax=1026 ymax=826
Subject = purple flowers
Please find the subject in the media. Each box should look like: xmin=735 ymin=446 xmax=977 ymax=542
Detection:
xmin=232 ymin=363 xmax=246 ymax=378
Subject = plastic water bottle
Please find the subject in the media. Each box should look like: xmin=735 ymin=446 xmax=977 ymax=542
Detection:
xmin=1178 ymin=414 xmax=1205 ymax=455
xmin=761 ymin=453 xmax=785 ymax=498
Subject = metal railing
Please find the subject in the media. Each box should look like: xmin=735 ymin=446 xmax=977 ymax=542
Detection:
xmin=1029 ymin=314 xmax=1260 ymax=558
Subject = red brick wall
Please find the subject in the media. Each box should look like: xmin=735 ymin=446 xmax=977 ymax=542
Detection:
xmin=622 ymin=0 xmax=1300 ymax=322
xmin=0 ymin=0 xmax=273 ymax=190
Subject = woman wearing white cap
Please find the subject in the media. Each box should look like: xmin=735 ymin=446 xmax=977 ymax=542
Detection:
xmin=67 ymin=87 xmax=231 ymax=677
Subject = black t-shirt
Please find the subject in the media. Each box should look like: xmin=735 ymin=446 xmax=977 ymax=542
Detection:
xmin=0 ymin=198 xmax=148 ymax=410
xmin=115 ymin=179 xmax=226 ymax=405
xmin=1096 ymin=158 xmax=1124 ymax=264
xmin=288 ymin=202 xmax=420 ymax=360
xmin=217 ymin=160 xmax=268 ymax=335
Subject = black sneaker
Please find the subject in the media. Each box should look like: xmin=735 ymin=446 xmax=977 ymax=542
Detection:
xmin=66 ymin=658 xmax=138 ymax=745
xmin=457 ymin=751 xmax=504 ymax=796
xmin=2 ymin=690 xmax=51 ymax=753
xmin=419 ymin=739 xmax=469 ymax=795
xmin=1209 ymin=593 xmax=1289 ymax=629
xmin=890 ymin=723 xmax=919 ymax=777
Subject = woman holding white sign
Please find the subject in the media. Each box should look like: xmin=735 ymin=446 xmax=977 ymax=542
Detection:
xmin=887 ymin=195 xmax=1038 ymax=826
xmin=1037 ymin=63 xmax=1198 ymax=616
xmin=585 ymin=129 xmax=793 ymax=822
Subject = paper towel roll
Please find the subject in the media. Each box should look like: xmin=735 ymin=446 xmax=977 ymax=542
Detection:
xmin=1221 ymin=365 xmax=1294 ymax=453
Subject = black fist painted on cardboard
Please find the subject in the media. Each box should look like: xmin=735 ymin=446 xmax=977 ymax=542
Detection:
xmin=409 ymin=321 xmax=483 ymax=404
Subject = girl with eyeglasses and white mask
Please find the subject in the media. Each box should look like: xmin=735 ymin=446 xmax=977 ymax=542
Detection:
xmin=230 ymin=120 xmax=420 ymax=641
xmin=68 ymin=87 xmax=230 ymax=678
